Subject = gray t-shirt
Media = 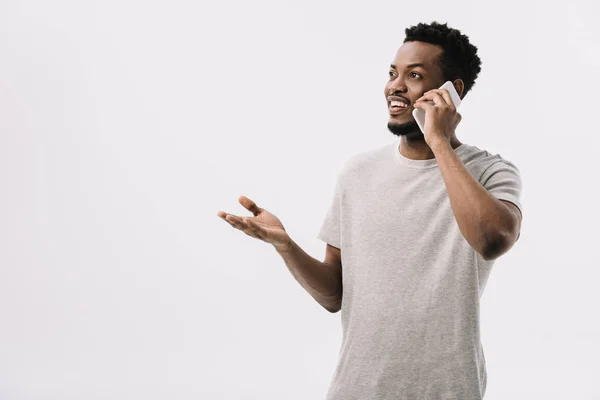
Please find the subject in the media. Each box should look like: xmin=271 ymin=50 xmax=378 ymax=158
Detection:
xmin=317 ymin=138 xmax=523 ymax=400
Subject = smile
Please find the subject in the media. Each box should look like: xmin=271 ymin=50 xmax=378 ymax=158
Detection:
xmin=389 ymin=104 xmax=410 ymax=115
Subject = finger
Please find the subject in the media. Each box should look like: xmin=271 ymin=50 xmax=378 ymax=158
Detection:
xmin=239 ymin=195 xmax=262 ymax=216
xmin=218 ymin=211 xmax=239 ymax=223
xmin=218 ymin=211 xmax=233 ymax=225
xmin=238 ymin=217 xmax=265 ymax=240
xmin=437 ymin=89 xmax=456 ymax=111
xmin=414 ymin=96 xmax=435 ymax=105
xmin=245 ymin=218 xmax=266 ymax=240
xmin=227 ymin=215 xmax=259 ymax=238
xmin=223 ymin=218 xmax=237 ymax=229
xmin=414 ymin=92 xmax=433 ymax=103
xmin=221 ymin=213 xmax=245 ymax=231
xmin=219 ymin=211 xmax=247 ymax=226
xmin=419 ymin=90 xmax=448 ymax=107
xmin=223 ymin=214 xmax=241 ymax=228
xmin=226 ymin=214 xmax=246 ymax=227
xmin=413 ymin=99 xmax=435 ymax=111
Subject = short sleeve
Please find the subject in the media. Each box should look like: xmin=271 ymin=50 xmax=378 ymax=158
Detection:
xmin=480 ymin=159 xmax=523 ymax=218
xmin=317 ymin=176 xmax=342 ymax=249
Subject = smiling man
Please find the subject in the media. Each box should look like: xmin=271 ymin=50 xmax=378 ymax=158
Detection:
xmin=218 ymin=20 xmax=523 ymax=400
xmin=315 ymin=22 xmax=523 ymax=399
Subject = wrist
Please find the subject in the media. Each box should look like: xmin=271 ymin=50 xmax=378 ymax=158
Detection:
xmin=428 ymin=136 xmax=451 ymax=152
xmin=274 ymin=236 xmax=294 ymax=254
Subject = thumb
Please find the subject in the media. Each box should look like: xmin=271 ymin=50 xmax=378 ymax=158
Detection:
xmin=239 ymin=195 xmax=262 ymax=216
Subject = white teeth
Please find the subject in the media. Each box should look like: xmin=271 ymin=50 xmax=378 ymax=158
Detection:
xmin=390 ymin=100 xmax=407 ymax=107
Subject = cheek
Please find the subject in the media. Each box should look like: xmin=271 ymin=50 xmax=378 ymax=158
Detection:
xmin=384 ymin=83 xmax=391 ymax=95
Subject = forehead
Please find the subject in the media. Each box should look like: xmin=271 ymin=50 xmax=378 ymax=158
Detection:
xmin=392 ymin=41 xmax=443 ymax=69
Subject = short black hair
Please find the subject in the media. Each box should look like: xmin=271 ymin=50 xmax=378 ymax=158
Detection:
xmin=404 ymin=21 xmax=482 ymax=98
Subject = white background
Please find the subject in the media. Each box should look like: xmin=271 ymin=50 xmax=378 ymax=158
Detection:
xmin=1 ymin=0 xmax=599 ymax=399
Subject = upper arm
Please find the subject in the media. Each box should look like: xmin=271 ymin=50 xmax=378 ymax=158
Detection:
xmin=480 ymin=158 xmax=523 ymax=251
xmin=481 ymin=159 xmax=523 ymax=215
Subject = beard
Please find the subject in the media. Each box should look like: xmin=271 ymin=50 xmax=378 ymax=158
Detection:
xmin=387 ymin=119 xmax=424 ymax=140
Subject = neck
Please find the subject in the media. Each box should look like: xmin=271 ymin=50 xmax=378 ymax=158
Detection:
xmin=398 ymin=136 xmax=463 ymax=160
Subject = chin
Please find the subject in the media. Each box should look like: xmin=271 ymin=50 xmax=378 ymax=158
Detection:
xmin=387 ymin=119 xmax=421 ymax=137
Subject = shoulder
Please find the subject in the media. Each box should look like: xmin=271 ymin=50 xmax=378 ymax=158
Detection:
xmin=459 ymin=143 xmax=521 ymax=182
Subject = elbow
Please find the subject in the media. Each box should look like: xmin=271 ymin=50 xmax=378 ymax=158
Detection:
xmin=324 ymin=296 xmax=342 ymax=313
xmin=481 ymin=245 xmax=500 ymax=261
xmin=480 ymin=233 xmax=511 ymax=261
xmin=480 ymin=202 xmax=521 ymax=261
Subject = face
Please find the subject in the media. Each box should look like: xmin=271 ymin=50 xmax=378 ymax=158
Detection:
xmin=385 ymin=41 xmax=446 ymax=138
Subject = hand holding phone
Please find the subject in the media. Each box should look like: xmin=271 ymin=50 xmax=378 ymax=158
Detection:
xmin=412 ymin=81 xmax=462 ymax=133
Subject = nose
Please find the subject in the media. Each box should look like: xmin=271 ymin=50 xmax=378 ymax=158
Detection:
xmin=387 ymin=77 xmax=407 ymax=96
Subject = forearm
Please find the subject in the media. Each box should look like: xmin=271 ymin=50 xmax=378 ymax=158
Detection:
xmin=276 ymin=238 xmax=342 ymax=313
xmin=430 ymin=140 xmax=514 ymax=258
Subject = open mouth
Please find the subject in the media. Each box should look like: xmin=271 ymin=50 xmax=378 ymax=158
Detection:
xmin=387 ymin=96 xmax=410 ymax=115
xmin=389 ymin=100 xmax=409 ymax=114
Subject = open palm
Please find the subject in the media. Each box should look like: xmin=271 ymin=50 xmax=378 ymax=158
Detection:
xmin=217 ymin=195 xmax=291 ymax=252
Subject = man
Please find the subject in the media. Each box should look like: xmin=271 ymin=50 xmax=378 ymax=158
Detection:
xmin=217 ymin=21 xmax=523 ymax=400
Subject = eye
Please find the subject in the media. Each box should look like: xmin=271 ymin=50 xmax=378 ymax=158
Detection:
xmin=410 ymin=72 xmax=423 ymax=79
xmin=388 ymin=71 xmax=396 ymax=78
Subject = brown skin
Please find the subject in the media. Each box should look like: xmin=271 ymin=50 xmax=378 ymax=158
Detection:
xmin=427 ymin=140 xmax=522 ymax=260
xmin=216 ymin=196 xmax=291 ymax=252
xmin=385 ymin=41 xmax=464 ymax=160
xmin=217 ymin=196 xmax=343 ymax=313
xmin=388 ymin=41 xmax=521 ymax=260
xmin=216 ymin=40 xmax=521 ymax=315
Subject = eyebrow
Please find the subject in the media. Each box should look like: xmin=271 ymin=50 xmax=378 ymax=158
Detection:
xmin=390 ymin=63 xmax=427 ymax=69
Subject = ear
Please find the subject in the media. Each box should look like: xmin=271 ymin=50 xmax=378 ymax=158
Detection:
xmin=452 ymin=79 xmax=465 ymax=99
